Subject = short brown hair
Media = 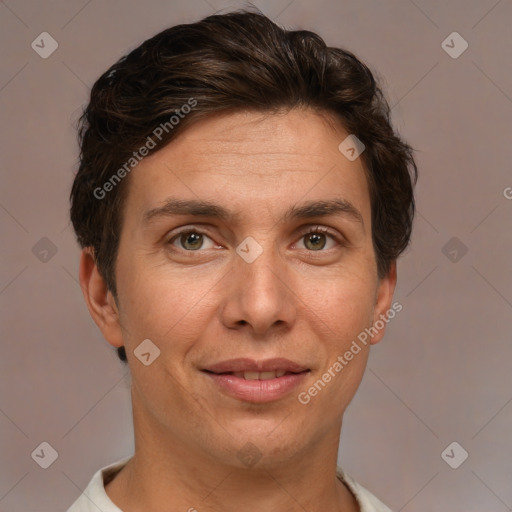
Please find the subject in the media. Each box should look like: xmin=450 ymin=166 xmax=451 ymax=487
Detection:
xmin=70 ymin=9 xmax=418 ymax=363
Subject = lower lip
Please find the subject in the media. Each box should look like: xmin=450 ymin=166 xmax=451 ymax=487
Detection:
xmin=202 ymin=371 xmax=310 ymax=403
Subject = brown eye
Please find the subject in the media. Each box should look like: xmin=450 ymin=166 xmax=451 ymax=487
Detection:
xmin=296 ymin=227 xmax=339 ymax=251
xmin=304 ymin=232 xmax=327 ymax=251
xmin=180 ymin=232 xmax=203 ymax=250
xmin=169 ymin=230 xmax=216 ymax=251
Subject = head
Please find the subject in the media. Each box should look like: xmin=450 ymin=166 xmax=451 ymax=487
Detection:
xmin=71 ymin=10 xmax=416 ymax=467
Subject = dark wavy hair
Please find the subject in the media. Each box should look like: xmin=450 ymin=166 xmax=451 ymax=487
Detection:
xmin=70 ymin=9 xmax=418 ymax=363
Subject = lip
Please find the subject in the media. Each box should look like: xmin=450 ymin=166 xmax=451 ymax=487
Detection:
xmin=201 ymin=358 xmax=310 ymax=403
xmin=202 ymin=357 xmax=309 ymax=374
xmin=203 ymin=370 xmax=310 ymax=403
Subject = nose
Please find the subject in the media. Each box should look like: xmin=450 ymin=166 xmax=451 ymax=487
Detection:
xmin=220 ymin=242 xmax=297 ymax=336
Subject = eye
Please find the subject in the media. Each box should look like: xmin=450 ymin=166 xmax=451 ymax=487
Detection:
xmin=295 ymin=226 xmax=341 ymax=251
xmin=166 ymin=225 xmax=344 ymax=254
xmin=168 ymin=230 xmax=216 ymax=251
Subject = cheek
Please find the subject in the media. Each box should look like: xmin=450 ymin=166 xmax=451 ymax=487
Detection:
xmin=299 ymin=279 xmax=373 ymax=412
xmin=116 ymin=258 xmax=221 ymax=355
xmin=293 ymin=266 xmax=376 ymax=335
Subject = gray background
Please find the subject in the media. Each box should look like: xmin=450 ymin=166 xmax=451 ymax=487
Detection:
xmin=1 ymin=0 xmax=511 ymax=510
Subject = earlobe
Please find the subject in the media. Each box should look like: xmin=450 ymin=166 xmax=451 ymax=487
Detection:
xmin=369 ymin=261 xmax=398 ymax=345
xmin=79 ymin=247 xmax=124 ymax=349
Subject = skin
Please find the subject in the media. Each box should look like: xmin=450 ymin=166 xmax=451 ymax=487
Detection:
xmin=80 ymin=108 xmax=397 ymax=512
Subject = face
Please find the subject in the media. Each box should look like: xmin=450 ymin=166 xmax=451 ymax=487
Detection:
xmin=84 ymin=108 xmax=396 ymax=468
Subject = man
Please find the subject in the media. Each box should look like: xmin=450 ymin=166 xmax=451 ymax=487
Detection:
xmin=68 ymin=9 xmax=417 ymax=512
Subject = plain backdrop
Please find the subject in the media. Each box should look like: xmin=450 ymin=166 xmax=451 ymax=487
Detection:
xmin=1 ymin=1 xmax=511 ymax=510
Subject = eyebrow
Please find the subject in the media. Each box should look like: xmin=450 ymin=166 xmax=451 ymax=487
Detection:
xmin=142 ymin=197 xmax=364 ymax=229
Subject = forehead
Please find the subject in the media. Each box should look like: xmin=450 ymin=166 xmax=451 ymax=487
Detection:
xmin=122 ymin=109 xmax=371 ymax=225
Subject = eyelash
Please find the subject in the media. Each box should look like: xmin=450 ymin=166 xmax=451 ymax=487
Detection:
xmin=166 ymin=225 xmax=345 ymax=253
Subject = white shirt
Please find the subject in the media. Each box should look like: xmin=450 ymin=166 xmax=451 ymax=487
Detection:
xmin=67 ymin=457 xmax=393 ymax=512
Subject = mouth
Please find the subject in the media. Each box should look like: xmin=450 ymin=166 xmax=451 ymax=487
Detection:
xmin=201 ymin=357 xmax=309 ymax=375
xmin=200 ymin=359 xmax=310 ymax=403
xmin=202 ymin=369 xmax=309 ymax=380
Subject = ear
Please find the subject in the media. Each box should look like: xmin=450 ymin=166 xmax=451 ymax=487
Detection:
xmin=369 ymin=260 xmax=398 ymax=345
xmin=79 ymin=247 xmax=124 ymax=349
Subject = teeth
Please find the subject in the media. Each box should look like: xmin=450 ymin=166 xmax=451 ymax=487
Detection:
xmin=231 ymin=371 xmax=289 ymax=380
xmin=244 ymin=371 xmax=261 ymax=380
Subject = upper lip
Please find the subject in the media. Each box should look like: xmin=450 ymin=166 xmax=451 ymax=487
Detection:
xmin=202 ymin=358 xmax=309 ymax=374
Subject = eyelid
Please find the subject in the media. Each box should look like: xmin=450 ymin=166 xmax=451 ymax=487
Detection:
xmin=166 ymin=225 xmax=218 ymax=249
xmin=294 ymin=224 xmax=346 ymax=249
